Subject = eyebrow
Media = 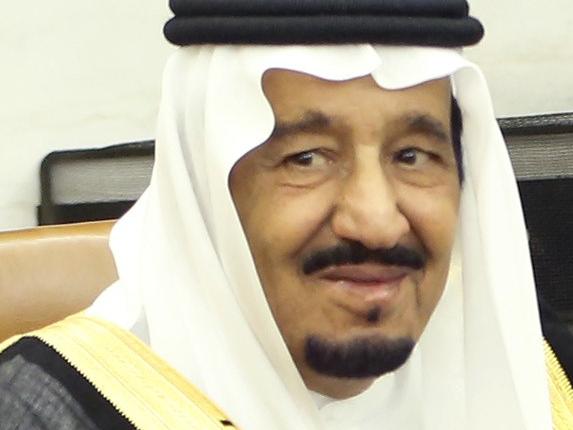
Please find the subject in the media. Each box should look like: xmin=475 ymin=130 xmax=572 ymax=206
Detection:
xmin=271 ymin=110 xmax=333 ymax=140
xmin=270 ymin=110 xmax=450 ymax=144
xmin=401 ymin=112 xmax=450 ymax=144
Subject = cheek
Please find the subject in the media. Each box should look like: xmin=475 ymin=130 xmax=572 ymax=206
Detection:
xmin=396 ymin=184 xmax=460 ymax=322
xmin=398 ymin=183 xmax=460 ymax=256
xmin=249 ymin=184 xmax=338 ymax=262
xmin=236 ymin=184 xmax=339 ymax=348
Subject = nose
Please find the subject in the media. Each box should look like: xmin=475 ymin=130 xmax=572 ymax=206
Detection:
xmin=331 ymin=158 xmax=410 ymax=250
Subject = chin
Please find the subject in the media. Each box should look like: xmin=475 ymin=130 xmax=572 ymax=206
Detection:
xmin=304 ymin=333 xmax=416 ymax=379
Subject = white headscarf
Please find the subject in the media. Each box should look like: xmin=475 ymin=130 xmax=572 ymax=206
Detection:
xmin=89 ymin=45 xmax=553 ymax=429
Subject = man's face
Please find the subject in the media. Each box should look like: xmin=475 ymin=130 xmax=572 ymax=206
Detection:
xmin=229 ymin=70 xmax=460 ymax=399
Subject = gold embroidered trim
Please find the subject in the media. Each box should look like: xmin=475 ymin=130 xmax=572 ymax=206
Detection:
xmin=0 ymin=314 xmax=237 ymax=430
xmin=544 ymin=339 xmax=573 ymax=430
xmin=4 ymin=321 xmax=573 ymax=429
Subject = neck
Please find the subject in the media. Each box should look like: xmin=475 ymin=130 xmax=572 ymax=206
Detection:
xmin=303 ymin=368 xmax=375 ymax=399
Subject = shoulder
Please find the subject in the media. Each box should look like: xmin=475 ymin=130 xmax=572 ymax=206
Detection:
xmin=539 ymin=296 xmax=573 ymax=382
xmin=0 ymin=336 xmax=135 ymax=429
xmin=0 ymin=314 xmax=237 ymax=430
xmin=539 ymin=298 xmax=573 ymax=428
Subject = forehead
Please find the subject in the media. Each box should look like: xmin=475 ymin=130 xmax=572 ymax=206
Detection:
xmin=261 ymin=69 xmax=451 ymax=125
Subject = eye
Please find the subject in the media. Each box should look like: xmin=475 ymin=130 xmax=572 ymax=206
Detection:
xmin=394 ymin=148 xmax=431 ymax=166
xmin=285 ymin=150 xmax=330 ymax=169
xmin=278 ymin=149 xmax=336 ymax=187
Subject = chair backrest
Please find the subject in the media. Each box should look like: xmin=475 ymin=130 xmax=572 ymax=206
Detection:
xmin=0 ymin=221 xmax=117 ymax=342
xmin=38 ymin=141 xmax=154 ymax=225
xmin=501 ymin=113 xmax=573 ymax=326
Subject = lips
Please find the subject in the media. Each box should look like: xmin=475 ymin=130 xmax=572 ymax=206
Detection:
xmin=312 ymin=263 xmax=413 ymax=311
xmin=319 ymin=263 xmax=410 ymax=285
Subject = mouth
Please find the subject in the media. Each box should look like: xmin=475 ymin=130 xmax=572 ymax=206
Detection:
xmin=313 ymin=263 xmax=413 ymax=312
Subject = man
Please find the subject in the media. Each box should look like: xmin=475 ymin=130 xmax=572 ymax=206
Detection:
xmin=1 ymin=1 xmax=570 ymax=428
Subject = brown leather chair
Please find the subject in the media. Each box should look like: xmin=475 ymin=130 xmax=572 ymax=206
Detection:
xmin=0 ymin=221 xmax=117 ymax=342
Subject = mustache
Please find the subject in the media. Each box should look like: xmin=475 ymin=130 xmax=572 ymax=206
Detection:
xmin=302 ymin=241 xmax=426 ymax=275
